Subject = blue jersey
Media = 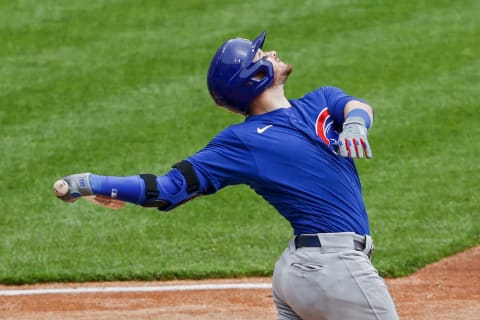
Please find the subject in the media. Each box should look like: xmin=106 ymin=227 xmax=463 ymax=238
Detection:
xmin=187 ymin=86 xmax=370 ymax=235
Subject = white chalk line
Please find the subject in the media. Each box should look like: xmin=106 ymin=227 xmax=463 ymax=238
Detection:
xmin=0 ymin=282 xmax=272 ymax=296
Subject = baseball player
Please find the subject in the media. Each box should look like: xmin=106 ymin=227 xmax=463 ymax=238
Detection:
xmin=55 ymin=32 xmax=399 ymax=319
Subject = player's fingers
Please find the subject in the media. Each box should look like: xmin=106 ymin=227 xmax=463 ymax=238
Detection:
xmin=346 ymin=139 xmax=355 ymax=158
xmin=361 ymin=139 xmax=373 ymax=159
xmin=338 ymin=139 xmax=348 ymax=157
xmin=353 ymin=138 xmax=363 ymax=159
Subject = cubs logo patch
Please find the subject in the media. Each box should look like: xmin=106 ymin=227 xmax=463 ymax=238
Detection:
xmin=315 ymin=107 xmax=338 ymax=149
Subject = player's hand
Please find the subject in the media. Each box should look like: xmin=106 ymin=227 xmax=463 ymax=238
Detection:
xmin=338 ymin=117 xmax=372 ymax=159
xmin=54 ymin=173 xmax=94 ymax=203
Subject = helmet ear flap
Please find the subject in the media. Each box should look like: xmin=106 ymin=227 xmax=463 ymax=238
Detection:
xmin=240 ymin=59 xmax=274 ymax=90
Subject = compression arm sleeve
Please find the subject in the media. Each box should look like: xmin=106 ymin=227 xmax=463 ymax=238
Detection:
xmin=88 ymin=166 xmax=209 ymax=211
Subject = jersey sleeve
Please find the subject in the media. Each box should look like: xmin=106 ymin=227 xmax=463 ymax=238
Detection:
xmin=186 ymin=127 xmax=256 ymax=193
xmin=322 ymin=86 xmax=365 ymax=127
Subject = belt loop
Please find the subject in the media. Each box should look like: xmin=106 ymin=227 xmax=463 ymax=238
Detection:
xmin=288 ymin=237 xmax=297 ymax=252
xmin=363 ymin=235 xmax=374 ymax=258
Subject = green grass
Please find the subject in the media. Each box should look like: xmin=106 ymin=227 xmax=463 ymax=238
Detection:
xmin=0 ymin=0 xmax=479 ymax=284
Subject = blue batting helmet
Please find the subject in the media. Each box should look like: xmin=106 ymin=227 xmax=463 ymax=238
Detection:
xmin=207 ymin=31 xmax=274 ymax=115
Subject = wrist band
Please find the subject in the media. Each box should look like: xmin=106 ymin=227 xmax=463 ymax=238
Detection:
xmin=346 ymin=109 xmax=371 ymax=128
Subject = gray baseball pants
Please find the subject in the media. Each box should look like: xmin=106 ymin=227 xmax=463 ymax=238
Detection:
xmin=272 ymin=232 xmax=399 ymax=320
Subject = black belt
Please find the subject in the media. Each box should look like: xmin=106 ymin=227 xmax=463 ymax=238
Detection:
xmin=294 ymin=234 xmax=366 ymax=251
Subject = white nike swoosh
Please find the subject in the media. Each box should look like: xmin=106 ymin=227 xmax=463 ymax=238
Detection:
xmin=257 ymin=124 xmax=273 ymax=134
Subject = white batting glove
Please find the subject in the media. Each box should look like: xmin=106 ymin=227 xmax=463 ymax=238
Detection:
xmin=54 ymin=173 xmax=94 ymax=203
xmin=338 ymin=117 xmax=372 ymax=159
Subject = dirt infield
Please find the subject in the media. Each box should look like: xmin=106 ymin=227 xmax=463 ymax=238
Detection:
xmin=0 ymin=246 xmax=478 ymax=320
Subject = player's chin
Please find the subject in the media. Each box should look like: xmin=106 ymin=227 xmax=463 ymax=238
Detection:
xmin=276 ymin=65 xmax=292 ymax=84
xmin=283 ymin=62 xmax=293 ymax=75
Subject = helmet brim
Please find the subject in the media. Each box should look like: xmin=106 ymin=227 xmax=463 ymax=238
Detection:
xmin=247 ymin=31 xmax=266 ymax=63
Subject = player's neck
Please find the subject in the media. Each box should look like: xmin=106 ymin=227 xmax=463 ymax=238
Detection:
xmin=249 ymin=85 xmax=291 ymax=115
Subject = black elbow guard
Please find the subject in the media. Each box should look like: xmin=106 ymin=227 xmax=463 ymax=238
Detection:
xmin=139 ymin=173 xmax=171 ymax=209
xmin=172 ymin=160 xmax=200 ymax=193
xmin=139 ymin=160 xmax=202 ymax=211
